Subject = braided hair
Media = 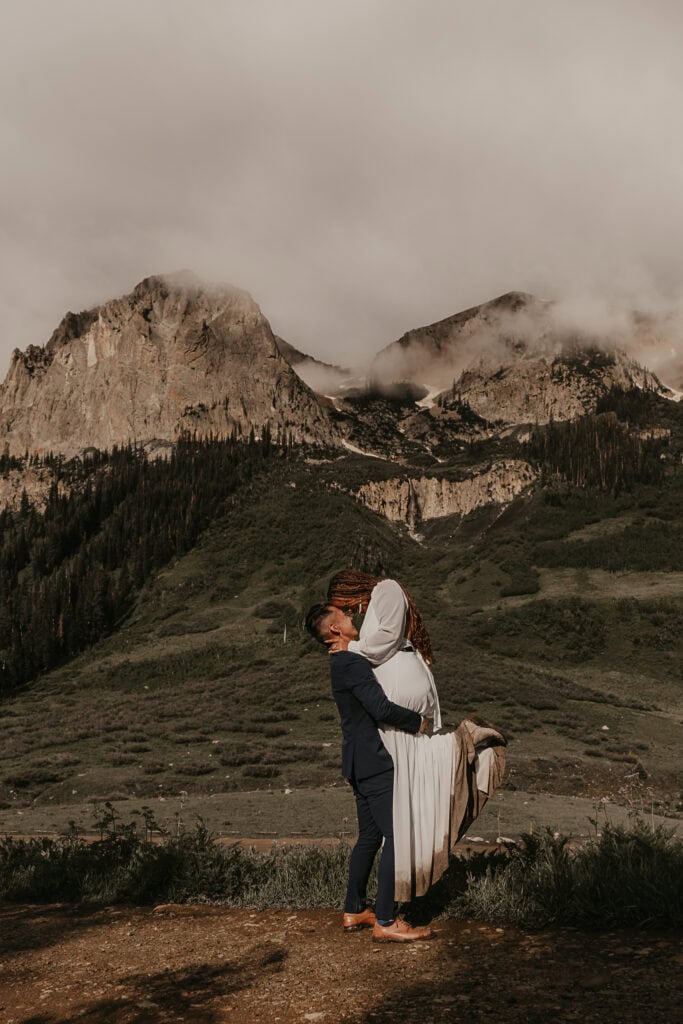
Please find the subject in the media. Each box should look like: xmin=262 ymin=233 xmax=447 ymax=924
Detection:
xmin=327 ymin=569 xmax=434 ymax=665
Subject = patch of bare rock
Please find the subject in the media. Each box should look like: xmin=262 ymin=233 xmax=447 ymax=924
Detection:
xmin=355 ymin=460 xmax=537 ymax=531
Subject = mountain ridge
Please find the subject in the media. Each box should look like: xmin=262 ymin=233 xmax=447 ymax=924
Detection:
xmin=0 ymin=273 xmax=338 ymax=457
xmin=2 ymin=274 xmax=679 ymax=462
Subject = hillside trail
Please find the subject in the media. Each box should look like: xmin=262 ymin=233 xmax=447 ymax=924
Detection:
xmin=1 ymin=904 xmax=680 ymax=1024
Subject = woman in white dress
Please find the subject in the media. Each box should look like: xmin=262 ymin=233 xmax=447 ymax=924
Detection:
xmin=327 ymin=569 xmax=506 ymax=902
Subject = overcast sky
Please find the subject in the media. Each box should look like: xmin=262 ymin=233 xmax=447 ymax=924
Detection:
xmin=1 ymin=0 xmax=682 ymax=374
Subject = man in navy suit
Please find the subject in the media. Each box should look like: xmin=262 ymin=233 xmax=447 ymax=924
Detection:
xmin=306 ymin=603 xmax=432 ymax=943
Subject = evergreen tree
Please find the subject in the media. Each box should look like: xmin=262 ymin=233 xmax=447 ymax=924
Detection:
xmin=0 ymin=436 xmax=287 ymax=694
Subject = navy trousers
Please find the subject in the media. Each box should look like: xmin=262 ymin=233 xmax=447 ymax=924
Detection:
xmin=344 ymin=768 xmax=395 ymax=923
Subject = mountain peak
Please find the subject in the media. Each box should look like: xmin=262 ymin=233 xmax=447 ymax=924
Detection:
xmin=481 ymin=290 xmax=539 ymax=312
xmin=369 ymin=289 xmax=667 ymax=427
xmin=0 ymin=274 xmax=337 ymax=456
xmin=131 ymin=270 xmax=251 ymax=303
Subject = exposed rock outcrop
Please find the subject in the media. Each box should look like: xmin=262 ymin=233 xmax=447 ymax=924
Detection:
xmin=370 ymin=291 xmax=670 ymax=426
xmin=451 ymin=348 xmax=658 ymax=425
xmin=0 ymin=466 xmax=61 ymax=511
xmin=0 ymin=273 xmax=339 ymax=457
xmin=355 ymin=459 xmax=538 ymax=530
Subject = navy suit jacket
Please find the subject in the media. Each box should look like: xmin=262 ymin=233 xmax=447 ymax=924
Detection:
xmin=329 ymin=650 xmax=422 ymax=783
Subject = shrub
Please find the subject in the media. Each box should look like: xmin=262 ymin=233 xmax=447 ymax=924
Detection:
xmin=0 ymin=819 xmax=349 ymax=908
xmin=4 ymin=767 xmax=64 ymax=788
xmin=219 ymin=748 xmax=261 ymax=767
xmin=468 ymin=598 xmax=607 ymax=663
xmin=253 ymin=600 xmax=298 ymax=623
xmin=457 ymin=823 xmax=683 ymax=928
xmin=182 ymin=763 xmax=216 ymax=777
xmin=536 ymin=522 xmax=683 ymax=572
xmin=0 ymin=815 xmax=679 ymax=927
xmin=499 ymin=557 xmax=540 ymax=597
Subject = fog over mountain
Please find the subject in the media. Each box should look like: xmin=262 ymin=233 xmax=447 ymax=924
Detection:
xmin=371 ymin=292 xmax=683 ymax=393
xmin=2 ymin=1 xmax=683 ymax=379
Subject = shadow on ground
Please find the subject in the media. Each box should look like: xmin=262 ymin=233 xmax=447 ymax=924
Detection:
xmin=345 ymin=928 xmax=681 ymax=1024
xmin=0 ymin=905 xmax=111 ymax=957
xmin=21 ymin=945 xmax=287 ymax=1024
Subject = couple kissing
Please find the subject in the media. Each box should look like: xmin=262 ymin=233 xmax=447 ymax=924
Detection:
xmin=306 ymin=569 xmax=507 ymax=943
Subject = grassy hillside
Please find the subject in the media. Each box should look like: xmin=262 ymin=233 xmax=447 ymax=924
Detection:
xmin=1 ymin=437 xmax=681 ymax=833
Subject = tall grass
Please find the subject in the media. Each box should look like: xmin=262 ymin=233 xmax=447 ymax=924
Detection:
xmin=0 ymin=816 xmax=352 ymax=909
xmin=456 ymin=823 xmax=683 ymax=928
xmin=1 ymin=812 xmax=680 ymax=928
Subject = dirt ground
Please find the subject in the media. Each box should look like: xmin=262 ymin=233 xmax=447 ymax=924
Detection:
xmin=1 ymin=904 xmax=680 ymax=1024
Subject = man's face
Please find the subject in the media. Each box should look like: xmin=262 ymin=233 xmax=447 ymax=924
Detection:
xmin=321 ymin=606 xmax=358 ymax=644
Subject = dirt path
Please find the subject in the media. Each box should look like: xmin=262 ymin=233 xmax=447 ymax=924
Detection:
xmin=2 ymin=789 xmax=679 ymax=842
xmin=1 ymin=904 xmax=680 ymax=1024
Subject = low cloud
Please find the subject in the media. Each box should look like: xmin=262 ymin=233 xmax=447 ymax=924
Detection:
xmin=367 ymin=291 xmax=683 ymax=392
xmin=1 ymin=1 xmax=682 ymax=387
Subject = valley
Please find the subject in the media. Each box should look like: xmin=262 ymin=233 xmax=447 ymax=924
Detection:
xmin=0 ymin=275 xmax=681 ymax=844
xmin=1 ymin=443 xmax=681 ymax=840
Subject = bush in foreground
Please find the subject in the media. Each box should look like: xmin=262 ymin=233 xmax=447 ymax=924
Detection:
xmin=456 ymin=823 xmax=683 ymax=929
xmin=0 ymin=815 xmax=352 ymax=910
xmin=0 ymin=813 xmax=680 ymax=929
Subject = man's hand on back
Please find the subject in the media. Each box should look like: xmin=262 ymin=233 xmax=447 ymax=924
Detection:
xmin=419 ymin=717 xmax=432 ymax=735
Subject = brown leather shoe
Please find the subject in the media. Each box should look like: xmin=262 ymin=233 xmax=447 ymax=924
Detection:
xmin=342 ymin=908 xmax=377 ymax=932
xmin=372 ymin=918 xmax=433 ymax=943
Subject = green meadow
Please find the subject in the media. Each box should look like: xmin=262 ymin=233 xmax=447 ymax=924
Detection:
xmin=1 ymin=433 xmax=681 ymax=838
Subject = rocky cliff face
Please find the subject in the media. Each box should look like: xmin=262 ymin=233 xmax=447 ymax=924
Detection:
xmin=355 ymin=460 xmax=537 ymax=531
xmin=4 ymin=275 xmax=674 ymax=463
xmin=451 ymin=347 xmax=658 ymax=425
xmin=369 ymin=291 xmax=670 ymax=426
xmin=0 ymin=273 xmax=338 ymax=457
